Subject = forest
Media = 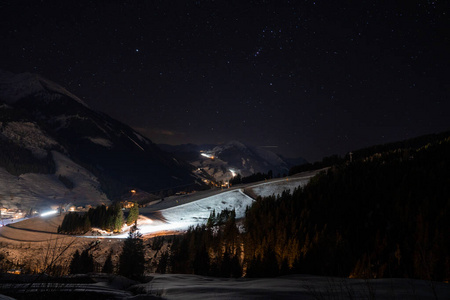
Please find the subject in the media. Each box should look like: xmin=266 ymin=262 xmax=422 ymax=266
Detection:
xmin=58 ymin=202 xmax=139 ymax=234
xmin=154 ymin=134 xmax=450 ymax=281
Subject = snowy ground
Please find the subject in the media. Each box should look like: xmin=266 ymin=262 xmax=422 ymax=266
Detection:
xmin=84 ymin=171 xmax=318 ymax=239
xmin=1 ymin=273 xmax=448 ymax=299
xmin=132 ymin=274 xmax=450 ymax=299
xmin=247 ymin=176 xmax=312 ymax=198
xmin=94 ymin=189 xmax=255 ymax=239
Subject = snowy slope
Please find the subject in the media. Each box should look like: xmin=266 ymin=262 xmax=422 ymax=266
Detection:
xmin=248 ymin=177 xmax=312 ymax=198
xmin=161 ymin=141 xmax=307 ymax=183
xmin=0 ymin=151 xmax=109 ymax=211
xmin=0 ymin=70 xmax=204 ymax=203
xmin=94 ymin=189 xmax=254 ymax=238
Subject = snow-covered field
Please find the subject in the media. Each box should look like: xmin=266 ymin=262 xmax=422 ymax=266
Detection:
xmin=131 ymin=274 xmax=450 ymax=299
xmin=1 ymin=273 xmax=448 ymax=299
xmin=248 ymin=176 xmax=312 ymax=198
xmin=88 ymin=172 xmax=317 ymax=239
xmin=102 ymin=189 xmax=255 ymax=238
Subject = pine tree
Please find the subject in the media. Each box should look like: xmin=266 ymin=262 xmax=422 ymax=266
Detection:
xmin=114 ymin=208 xmax=124 ymax=232
xmin=69 ymin=250 xmax=81 ymax=274
xmin=102 ymin=252 xmax=114 ymax=274
xmin=127 ymin=202 xmax=139 ymax=226
xmin=79 ymin=249 xmax=94 ymax=274
xmin=69 ymin=249 xmax=94 ymax=274
xmin=118 ymin=226 xmax=145 ymax=280
xmin=156 ymin=250 xmax=169 ymax=274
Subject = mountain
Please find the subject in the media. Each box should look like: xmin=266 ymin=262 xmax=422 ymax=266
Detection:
xmin=160 ymin=141 xmax=307 ymax=182
xmin=0 ymin=70 xmax=204 ymax=211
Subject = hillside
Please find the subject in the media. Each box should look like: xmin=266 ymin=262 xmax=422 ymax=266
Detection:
xmin=160 ymin=141 xmax=307 ymax=183
xmin=0 ymin=70 xmax=205 ymax=213
xmin=156 ymin=132 xmax=450 ymax=281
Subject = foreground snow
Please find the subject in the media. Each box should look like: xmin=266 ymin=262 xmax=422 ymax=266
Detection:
xmin=1 ymin=273 xmax=448 ymax=300
xmin=131 ymin=274 xmax=450 ymax=300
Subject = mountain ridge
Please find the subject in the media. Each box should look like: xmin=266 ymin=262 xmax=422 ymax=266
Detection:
xmin=159 ymin=141 xmax=307 ymax=182
xmin=0 ymin=70 xmax=205 ymax=212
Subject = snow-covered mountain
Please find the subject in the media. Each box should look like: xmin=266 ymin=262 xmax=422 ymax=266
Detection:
xmin=0 ymin=70 xmax=204 ymax=212
xmin=160 ymin=141 xmax=307 ymax=182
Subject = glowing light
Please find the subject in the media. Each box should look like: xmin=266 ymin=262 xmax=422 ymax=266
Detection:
xmin=40 ymin=210 xmax=58 ymax=217
xmin=201 ymin=153 xmax=215 ymax=159
xmin=230 ymin=169 xmax=236 ymax=177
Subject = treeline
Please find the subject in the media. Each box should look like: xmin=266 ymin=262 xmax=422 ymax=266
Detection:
xmin=58 ymin=202 xmax=139 ymax=234
xmin=58 ymin=174 xmax=74 ymax=189
xmin=289 ymin=131 xmax=450 ymax=176
xmin=156 ymin=214 xmax=243 ymax=277
xmin=0 ymin=138 xmax=55 ymax=175
xmin=206 ymin=208 xmax=235 ymax=227
xmin=69 ymin=229 xmax=145 ymax=280
xmin=229 ymin=170 xmax=273 ymax=185
xmin=158 ymin=135 xmax=450 ymax=280
xmin=57 ymin=212 xmax=91 ymax=234
xmin=288 ymin=154 xmax=342 ymax=175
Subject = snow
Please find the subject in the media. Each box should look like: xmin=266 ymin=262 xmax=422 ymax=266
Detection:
xmin=161 ymin=189 xmax=253 ymax=223
xmin=91 ymin=189 xmax=255 ymax=239
xmin=85 ymin=136 xmax=113 ymax=148
xmin=52 ymin=151 xmax=109 ymax=206
xmin=133 ymin=131 xmax=149 ymax=144
xmin=192 ymin=156 xmax=235 ymax=183
xmin=0 ymin=121 xmax=59 ymax=158
xmin=0 ymin=273 xmax=448 ymax=299
xmin=132 ymin=274 xmax=450 ymax=300
xmin=0 ymin=151 xmax=109 ymax=212
xmin=53 ymin=114 xmax=88 ymax=129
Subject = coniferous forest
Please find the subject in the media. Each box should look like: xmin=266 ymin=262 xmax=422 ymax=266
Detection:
xmin=58 ymin=202 xmax=137 ymax=234
xmin=155 ymin=135 xmax=450 ymax=281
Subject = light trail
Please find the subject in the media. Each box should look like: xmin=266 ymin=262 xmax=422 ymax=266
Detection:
xmin=40 ymin=210 xmax=58 ymax=217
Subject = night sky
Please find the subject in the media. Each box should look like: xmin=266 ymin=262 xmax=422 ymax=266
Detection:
xmin=1 ymin=1 xmax=449 ymax=161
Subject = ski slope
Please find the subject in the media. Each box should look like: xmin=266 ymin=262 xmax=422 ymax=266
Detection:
xmin=101 ymin=189 xmax=255 ymax=238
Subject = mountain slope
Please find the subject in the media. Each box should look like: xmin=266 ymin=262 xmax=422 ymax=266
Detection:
xmin=0 ymin=70 xmax=204 ymax=211
xmin=160 ymin=141 xmax=307 ymax=182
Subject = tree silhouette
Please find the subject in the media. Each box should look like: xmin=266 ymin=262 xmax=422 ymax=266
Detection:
xmin=119 ymin=226 xmax=145 ymax=280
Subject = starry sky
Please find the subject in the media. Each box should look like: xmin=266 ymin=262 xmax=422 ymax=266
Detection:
xmin=1 ymin=0 xmax=449 ymax=161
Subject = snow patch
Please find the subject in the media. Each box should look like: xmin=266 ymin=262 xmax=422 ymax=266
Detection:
xmin=133 ymin=131 xmax=149 ymax=144
xmin=53 ymin=114 xmax=88 ymax=129
xmin=85 ymin=137 xmax=113 ymax=148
